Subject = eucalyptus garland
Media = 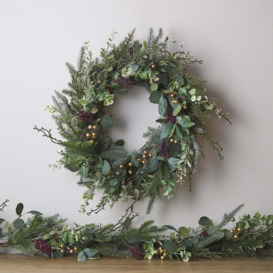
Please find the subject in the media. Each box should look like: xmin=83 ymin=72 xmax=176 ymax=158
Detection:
xmin=1 ymin=200 xmax=273 ymax=262
xmin=34 ymin=29 xmax=230 ymax=214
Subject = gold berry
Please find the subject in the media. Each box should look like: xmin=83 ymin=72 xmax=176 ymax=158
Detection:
xmin=90 ymin=139 xmax=95 ymax=144
xmin=234 ymin=235 xmax=239 ymax=239
xmin=151 ymin=64 xmax=156 ymax=69
xmin=97 ymin=80 xmax=102 ymax=84
xmin=170 ymin=93 xmax=175 ymax=98
xmin=149 ymin=153 xmax=152 ymax=158
xmin=237 ymin=227 xmax=242 ymax=232
xmin=92 ymin=132 xmax=96 ymax=136
xmin=163 ymin=252 xmax=167 ymax=257
xmin=230 ymin=229 xmax=235 ymax=234
xmin=172 ymin=99 xmax=176 ymax=104
xmin=142 ymin=154 xmax=147 ymax=159
xmin=88 ymin=125 xmax=93 ymax=130
xmin=69 ymin=249 xmax=74 ymax=254
xmin=93 ymin=125 xmax=98 ymax=130
xmin=174 ymin=140 xmax=178 ymax=144
xmin=74 ymin=247 xmax=78 ymax=251
xmin=119 ymin=164 xmax=124 ymax=169
xmin=60 ymin=244 xmax=64 ymax=248
xmin=143 ymin=150 xmax=148 ymax=154
xmin=137 ymin=158 xmax=142 ymax=162
xmin=154 ymin=250 xmax=158 ymax=255
xmin=92 ymin=135 xmax=96 ymax=139
xmin=160 ymin=256 xmax=164 ymax=260
xmin=128 ymin=162 xmax=133 ymax=167
xmin=142 ymin=160 xmax=146 ymax=164
xmin=60 ymin=249 xmax=65 ymax=254
xmin=160 ymin=249 xmax=164 ymax=254
xmin=51 ymin=246 xmax=55 ymax=250
xmin=175 ymin=100 xmax=179 ymax=104
xmin=183 ymin=105 xmax=188 ymax=110
xmin=128 ymin=170 xmax=133 ymax=175
xmin=231 ymin=217 xmax=235 ymax=222
xmin=170 ymin=138 xmax=174 ymax=143
xmin=158 ymin=247 xmax=162 ymax=250
xmin=86 ymin=133 xmax=91 ymax=138
xmin=116 ymin=171 xmax=120 ymax=176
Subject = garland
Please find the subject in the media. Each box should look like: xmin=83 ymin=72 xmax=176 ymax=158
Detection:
xmin=1 ymin=200 xmax=272 ymax=261
xmin=34 ymin=29 xmax=230 ymax=214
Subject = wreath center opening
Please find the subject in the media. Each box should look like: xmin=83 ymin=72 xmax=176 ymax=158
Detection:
xmin=109 ymin=86 xmax=159 ymax=152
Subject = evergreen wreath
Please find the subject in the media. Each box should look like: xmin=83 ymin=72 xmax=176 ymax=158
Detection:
xmin=34 ymin=29 xmax=230 ymax=214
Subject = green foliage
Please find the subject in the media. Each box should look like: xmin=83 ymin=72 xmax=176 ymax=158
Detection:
xmin=1 ymin=201 xmax=273 ymax=262
xmin=34 ymin=28 xmax=230 ymax=215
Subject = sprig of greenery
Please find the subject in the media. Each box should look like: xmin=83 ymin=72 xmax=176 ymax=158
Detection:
xmin=34 ymin=28 xmax=230 ymax=215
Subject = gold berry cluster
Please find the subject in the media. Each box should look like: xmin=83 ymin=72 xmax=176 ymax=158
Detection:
xmin=154 ymin=246 xmax=168 ymax=260
xmin=115 ymin=150 xmax=152 ymax=176
xmin=169 ymin=91 xmax=188 ymax=109
xmin=86 ymin=124 xmax=98 ymax=144
xmin=230 ymin=217 xmax=243 ymax=239
xmin=51 ymin=244 xmax=78 ymax=255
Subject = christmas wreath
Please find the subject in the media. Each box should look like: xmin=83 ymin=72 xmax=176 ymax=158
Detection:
xmin=34 ymin=29 xmax=230 ymax=214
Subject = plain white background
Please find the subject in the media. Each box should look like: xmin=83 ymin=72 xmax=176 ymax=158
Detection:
xmin=0 ymin=0 xmax=273 ymax=228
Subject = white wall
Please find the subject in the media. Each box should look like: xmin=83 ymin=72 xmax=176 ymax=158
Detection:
xmin=1 ymin=0 xmax=273 ymax=228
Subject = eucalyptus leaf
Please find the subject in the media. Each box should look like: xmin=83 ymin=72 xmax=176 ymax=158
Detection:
xmin=167 ymin=157 xmax=180 ymax=170
xmin=16 ymin=203 xmax=24 ymax=216
xmin=175 ymin=125 xmax=182 ymax=138
xmin=158 ymin=96 xmax=168 ymax=116
xmin=13 ymin=218 xmax=24 ymax=230
xmin=83 ymin=248 xmax=98 ymax=258
xmin=177 ymin=116 xmax=195 ymax=128
xmin=110 ymin=177 xmax=119 ymax=187
xmin=81 ymin=163 xmax=89 ymax=179
xmin=198 ymin=216 xmax=211 ymax=226
xmin=151 ymin=133 xmax=161 ymax=145
xmin=28 ymin=211 xmax=43 ymax=216
xmin=160 ymin=122 xmax=174 ymax=139
xmin=173 ymin=105 xmax=181 ymax=116
xmin=129 ymin=63 xmax=139 ymax=71
xmin=100 ymin=115 xmax=114 ymax=129
xmin=149 ymin=91 xmax=162 ymax=104
xmin=150 ymin=82 xmax=158 ymax=91
xmin=181 ymin=238 xmax=193 ymax=249
xmin=102 ymin=160 xmax=111 ymax=175
xmin=161 ymin=225 xmax=178 ymax=232
xmin=163 ymin=240 xmax=178 ymax=251
xmin=0 ymin=219 xmax=5 ymax=225
xmin=179 ymin=226 xmax=190 ymax=237
xmin=77 ymin=251 xmax=87 ymax=262
xmin=147 ymin=158 xmax=160 ymax=172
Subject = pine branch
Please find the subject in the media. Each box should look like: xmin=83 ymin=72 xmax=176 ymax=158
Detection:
xmin=216 ymin=204 xmax=244 ymax=230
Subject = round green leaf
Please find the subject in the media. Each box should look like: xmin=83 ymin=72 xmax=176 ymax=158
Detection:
xmin=100 ymin=115 xmax=114 ymax=129
xmin=163 ymin=240 xmax=178 ymax=251
xmin=198 ymin=216 xmax=211 ymax=226
xmin=149 ymin=91 xmax=162 ymax=104
xmin=13 ymin=218 xmax=25 ymax=230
